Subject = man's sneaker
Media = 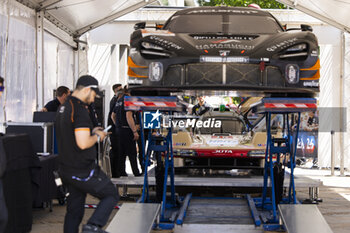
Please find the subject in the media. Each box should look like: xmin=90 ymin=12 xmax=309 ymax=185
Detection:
xmin=81 ymin=224 xmax=109 ymax=233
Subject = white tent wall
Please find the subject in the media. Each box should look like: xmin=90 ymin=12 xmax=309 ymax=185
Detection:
xmin=0 ymin=14 xmax=8 ymax=129
xmin=318 ymin=43 xmax=341 ymax=168
xmin=272 ymin=6 xmax=344 ymax=171
xmin=276 ymin=0 xmax=350 ymax=172
xmin=344 ymin=33 xmax=350 ymax=170
xmin=0 ymin=1 xmax=36 ymax=124
xmin=0 ymin=0 xmax=78 ymax=127
xmin=279 ymin=7 xmax=350 ymax=170
xmin=43 ymin=31 xmax=75 ymax=106
xmin=87 ymin=43 xmax=128 ymax=126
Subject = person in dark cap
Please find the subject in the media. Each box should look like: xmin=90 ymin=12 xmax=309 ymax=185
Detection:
xmin=56 ymin=75 xmax=118 ymax=233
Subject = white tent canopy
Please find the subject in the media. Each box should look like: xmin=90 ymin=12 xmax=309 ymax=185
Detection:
xmin=278 ymin=0 xmax=350 ymax=33
xmin=17 ymin=0 xmax=157 ymax=38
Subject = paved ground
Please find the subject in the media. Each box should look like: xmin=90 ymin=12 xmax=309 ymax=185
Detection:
xmin=30 ymin=168 xmax=350 ymax=233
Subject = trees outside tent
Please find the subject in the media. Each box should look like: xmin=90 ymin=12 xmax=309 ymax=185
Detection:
xmin=197 ymin=0 xmax=286 ymax=9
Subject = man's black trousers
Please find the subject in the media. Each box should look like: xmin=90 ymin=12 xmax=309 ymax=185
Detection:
xmin=60 ymin=167 xmax=119 ymax=233
xmin=109 ymin=134 xmax=120 ymax=178
xmin=117 ymin=128 xmax=140 ymax=176
xmin=0 ymin=179 xmax=8 ymax=233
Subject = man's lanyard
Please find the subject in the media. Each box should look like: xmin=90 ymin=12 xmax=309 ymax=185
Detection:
xmin=71 ymin=169 xmax=95 ymax=182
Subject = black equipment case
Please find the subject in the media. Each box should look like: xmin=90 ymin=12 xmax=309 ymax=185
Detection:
xmin=5 ymin=122 xmax=54 ymax=154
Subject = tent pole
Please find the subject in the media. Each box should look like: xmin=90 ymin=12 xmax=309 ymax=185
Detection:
xmin=36 ymin=11 xmax=45 ymax=110
xmin=340 ymin=31 xmax=345 ymax=176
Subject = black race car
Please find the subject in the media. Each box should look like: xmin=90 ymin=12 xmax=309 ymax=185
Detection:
xmin=128 ymin=6 xmax=320 ymax=97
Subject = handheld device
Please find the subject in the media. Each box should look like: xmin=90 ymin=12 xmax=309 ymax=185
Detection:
xmin=104 ymin=125 xmax=112 ymax=132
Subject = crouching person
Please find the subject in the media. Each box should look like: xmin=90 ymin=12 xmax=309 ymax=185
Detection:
xmin=56 ymin=75 xmax=119 ymax=233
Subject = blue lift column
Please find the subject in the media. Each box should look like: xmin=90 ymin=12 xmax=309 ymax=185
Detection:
xmin=124 ymin=96 xmax=180 ymax=223
xmin=253 ymin=98 xmax=317 ymax=223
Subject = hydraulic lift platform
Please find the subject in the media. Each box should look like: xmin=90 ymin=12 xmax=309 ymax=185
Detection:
xmin=107 ymin=96 xmax=331 ymax=233
xmin=111 ymin=173 xmax=321 ymax=188
xmin=111 ymin=174 xmax=322 ymax=202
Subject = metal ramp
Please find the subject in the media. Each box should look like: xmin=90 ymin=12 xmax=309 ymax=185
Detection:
xmin=174 ymin=198 xmax=262 ymax=233
xmin=112 ymin=174 xmax=321 ymax=188
xmin=175 ymin=224 xmax=263 ymax=233
xmin=112 ymin=174 xmax=321 ymax=189
xmin=106 ymin=203 xmax=160 ymax=233
xmin=184 ymin=198 xmax=253 ymax=224
xmin=278 ymin=204 xmax=333 ymax=233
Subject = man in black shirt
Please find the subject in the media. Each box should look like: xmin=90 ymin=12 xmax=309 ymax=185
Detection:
xmin=111 ymin=89 xmax=141 ymax=177
xmin=56 ymin=75 xmax=118 ymax=233
xmin=107 ymin=84 xmax=122 ymax=177
xmin=192 ymin=96 xmax=212 ymax=116
xmin=108 ymin=84 xmax=122 ymax=128
xmin=42 ymin=86 xmax=70 ymax=112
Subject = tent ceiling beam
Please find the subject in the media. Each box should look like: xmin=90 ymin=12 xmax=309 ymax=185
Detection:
xmin=75 ymin=0 xmax=157 ymax=37
xmin=16 ymin=0 xmax=40 ymax=9
xmin=278 ymin=0 xmax=350 ymax=33
xmin=43 ymin=17 xmax=77 ymax=48
xmin=38 ymin=0 xmax=62 ymax=10
xmin=43 ymin=11 xmax=75 ymax=35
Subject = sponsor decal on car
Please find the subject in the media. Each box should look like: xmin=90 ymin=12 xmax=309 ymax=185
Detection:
xmin=303 ymin=81 xmax=319 ymax=87
xmin=266 ymin=38 xmax=298 ymax=52
xmin=175 ymin=142 xmax=187 ymax=146
xmin=193 ymin=36 xmax=255 ymax=41
xmin=129 ymin=48 xmax=138 ymax=54
xmin=187 ymin=9 xmax=258 ymax=14
xmin=200 ymin=56 xmax=249 ymax=63
xmin=219 ymin=50 xmax=230 ymax=56
xmin=149 ymin=36 xmax=183 ymax=50
xmin=128 ymin=79 xmax=143 ymax=84
xmin=213 ymin=39 xmax=240 ymax=44
xmin=311 ymin=50 xmax=318 ymax=56
xmin=211 ymin=136 xmax=233 ymax=139
xmin=207 ymin=139 xmax=239 ymax=146
xmin=196 ymin=43 xmax=255 ymax=50
xmin=213 ymin=150 xmax=233 ymax=154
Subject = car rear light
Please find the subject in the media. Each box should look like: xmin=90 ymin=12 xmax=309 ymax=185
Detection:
xmin=140 ymin=50 xmax=170 ymax=57
xmin=285 ymin=64 xmax=300 ymax=84
xmin=149 ymin=62 xmax=163 ymax=82
xmin=280 ymin=43 xmax=308 ymax=59
xmin=279 ymin=52 xmax=308 ymax=58
xmin=285 ymin=43 xmax=307 ymax=52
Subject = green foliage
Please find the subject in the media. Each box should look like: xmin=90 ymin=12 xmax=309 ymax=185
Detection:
xmin=197 ymin=0 xmax=286 ymax=9
xmin=159 ymin=0 xmax=169 ymax=5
